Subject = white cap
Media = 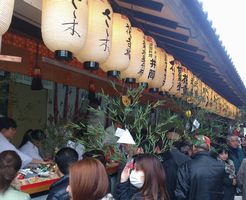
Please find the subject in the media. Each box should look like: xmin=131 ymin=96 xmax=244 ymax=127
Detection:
xmin=115 ymin=128 xmax=125 ymax=138
xmin=117 ymin=129 xmax=135 ymax=144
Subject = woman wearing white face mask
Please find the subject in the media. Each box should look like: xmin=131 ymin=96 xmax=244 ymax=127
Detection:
xmin=116 ymin=154 xmax=169 ymax=200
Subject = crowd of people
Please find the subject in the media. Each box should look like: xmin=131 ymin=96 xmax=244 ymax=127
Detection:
xmin=1 ymin=116 xmax=246 ymax=200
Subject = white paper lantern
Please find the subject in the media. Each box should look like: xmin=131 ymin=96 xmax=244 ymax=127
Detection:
xmin=101 ymin=13 xmax=131 ymax=77
xmin=0 ymin=0 xmax=15 ymax=35
xmin=169 ymin=60 xmax=182 ymax=97
xmin=198 ymin=82 xmax=207 ymax=108
xmin=193 ymin=76 xmax=203 ymax=105
xmin=179 ymin=66 xmax=188 ymax=98
xmin=148 ymin=48 xmax=166 ymax=93
xmin=137 ymin=36 xmax=157 ymax=88
xmin=121 ymin=27 xmax=145 ymax=83
xmin=42 ymin=0 xmax=88 ymax=61
xmin=75 ymin=0 xmax=113 ymax=70
xmin=160 ymin=53 xmax=175 ymax=94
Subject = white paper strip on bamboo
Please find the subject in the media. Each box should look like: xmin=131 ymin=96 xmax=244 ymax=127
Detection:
xmin=148 ymin=47 xmax=166 ymax=93
xmin=121 ymin=27 xmax=145 ymax=83
xmin=75 ymin=0 xmax=113 ymax=70
xmin=0 ymin=0 xmax=15 ymax=36
xmin=160 ymin=53 xmax=175 ymax=94
xmin=101 ymin=13 xmax=131 ymax=77
xmin=137 ymin=36 xmax=157 ymax=88
xmin=41 ymin=0 xmax=88 ymax=61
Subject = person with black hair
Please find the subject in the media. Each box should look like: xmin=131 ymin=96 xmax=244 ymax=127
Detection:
xmin=0 ymin=150 xmax=30 ymax=200
xmin=0 ymin=117 xmax=45 ymax=168
xmin=116 ymin=154 xmax=169 ymax=200
xmin=175 ymin=135 xmax=225 ymax=200
xmin=155 ymin=138 xmax=190 ymax=200
xmin=46 ymin=147 xmax=78 ymax=200
xmin=19 ymin=129 xmax=45 ymax=161
xmin=212 ymin=145 xmax=237 ymax=200
xmin=83 ymin=149 xmax=107 ymax=166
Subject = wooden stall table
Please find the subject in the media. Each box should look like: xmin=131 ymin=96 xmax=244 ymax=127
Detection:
xmin=12 ymin=163 xmax=119 ymax=195
xmin=12 ymin=172 xmax=60 ymax=195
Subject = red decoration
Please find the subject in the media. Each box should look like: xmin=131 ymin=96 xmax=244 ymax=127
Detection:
xmin=89 ymin=80 xmax=96 ymax=93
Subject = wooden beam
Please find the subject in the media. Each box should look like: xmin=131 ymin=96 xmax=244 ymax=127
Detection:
xmin=0 ymin=55 xmax=22 ymax=62
xmin=118 ymin=0 xmax=164 ymax=12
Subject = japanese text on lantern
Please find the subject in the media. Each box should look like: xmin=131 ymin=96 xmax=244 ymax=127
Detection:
xmin=138 ymin=39 xmax=146 ymax=75
xmin=177 ymin=64 xmax=182 ymax=92
xmin=147 ymin=40 xmax=156 ymax=80
xmin=182 ymin=71 xmax=188 ymax=95
xmin=169 ymin=60 xmax=175 ymax=91
xmin=99 ymin=8 xmax=111 ymax=52
xmin=162 ymin=53 xmax=167 ymax=85
xmin=124 ymin=23 xmax=131 ymax=60
xmin=62 ymin=0 xmax=82 ymax=37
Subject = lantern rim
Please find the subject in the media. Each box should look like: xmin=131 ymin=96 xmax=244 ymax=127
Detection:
xmin=139 ymin=82 xmax=148 ymax=88
xmin=84 ymin=61 xmax=99 ymax=70
xmin=107 ymin=70 xmax=120 ymax=78
xmin=55 ymin=50 xmax=72 ymax=61
xmin=149 ymin=88 xmax=159 ymax=93
xmin=125 ymin=78 xmax=136 ymax=84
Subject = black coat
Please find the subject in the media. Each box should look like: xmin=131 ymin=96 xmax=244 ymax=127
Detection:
xmin=46 ymin=175 xmax=69 ymax=200
xmin=223 ymin=173 xmax=236 ymax=200
xmin=159 ymin=148 xmax=190 ymax=200
xmin=115 ymin=181 xmax=140 ymax=200
xmin=115 ymin=181 xmax=163 ymax=200
xmin=175 ymin=151 xmax=225 ymax=200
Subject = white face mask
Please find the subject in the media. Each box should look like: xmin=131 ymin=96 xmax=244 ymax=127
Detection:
xmin=130 ymin=170 xmax=144 ymax=188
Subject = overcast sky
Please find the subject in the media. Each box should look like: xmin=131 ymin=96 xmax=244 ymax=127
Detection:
xmin=198 ymin=0 xmax=246 ymax=87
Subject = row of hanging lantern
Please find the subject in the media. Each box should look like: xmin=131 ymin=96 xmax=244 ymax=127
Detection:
xmin=0 ymin=0 xmax=238 ymax=119
xmin=40 ymin=0 xmax=239 ymax=119
xmin=0 ymin=0 xmax=15 ymax=47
